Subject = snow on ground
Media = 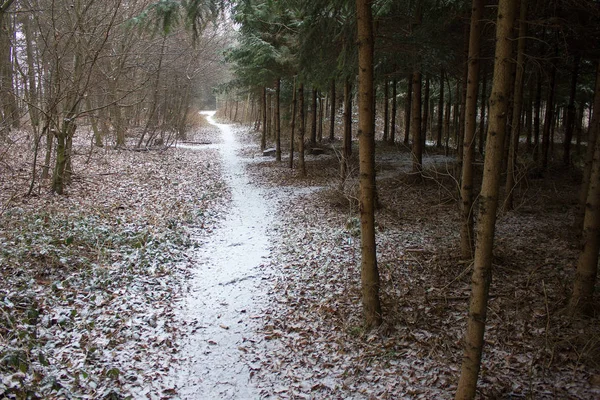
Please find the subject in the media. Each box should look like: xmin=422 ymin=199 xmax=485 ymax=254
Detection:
xmin=1 ymin=115 xmax=599 ymax=399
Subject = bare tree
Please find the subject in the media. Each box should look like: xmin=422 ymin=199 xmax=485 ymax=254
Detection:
xmin=356 ymin=0 xmax=382 ymax=329
xmin=456 ymin=0 xmax=517 ymax=397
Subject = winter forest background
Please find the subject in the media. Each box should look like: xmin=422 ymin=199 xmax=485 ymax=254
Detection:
xmin=1 ymin=0 xmax=600 ymax=398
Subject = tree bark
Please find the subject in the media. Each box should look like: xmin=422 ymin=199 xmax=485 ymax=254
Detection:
xmin=267 ymin=93 xmax=272 ymax=140
xmin=455 ymin=0 xmax=517 ymax=397
xmin=22 ymin=12 xmax=39 ymax=131
xmin=318 ymin=91 xmax=324 ymax=142
xmin=289 ymin=78 xmax=297 ymax=169
xmin=298 ymin=83 xmax=306 ymax=176
xmin=261 ymin=86 xmax=267 ymax=151
xmin=564 ymin=54 xmax=580 ymax=166
xmin=341 ymin=78 xmax=353 ymax=183
xmin=390 ymin=79 xmax=397 ymax=143
xmin=479 ymin=64 xmax=488 ymax=155
xmin=422 ymin=73 xmax=430 ymax=150
xmin=411 ymin=71 xmax=422 ymax=172
xmin=383 ymin=80 xmax=389 ymax=141
xmin=575 ymin=101 xmax=584 ymax=155
xmin=525 ymin=80 xmax=533 ymax=151
xmin=404 ymin=74 xmax=412 ymax=145
xmin=454 ymin=79 xmax=461 ymax=151
xmin=504 ymin=0 xmax=528 ymax=212
xmin=356 ymin=0 xmax=382 ymax=330
xmin=459 ymin=0 xmax=484 ymax=260
xmin=329 ymin=79 xmax=336 ymax=141
xmin=445 ymin=101 xmax=451 ymax=155
xmin=0 ymin=8 xmax=17 ymax=130
xmin=457 ymin=24 xmax=470 ymax=163
xmin=310 ymin=87 xmax=317 ymax=145
xmin=86 ymin=97 xmax=103 ymax=147
xmin=542 ymin=51 xmax=557 ymax=170
xmin=437 ymin=69 xmax=445 ymax=148
xmin=42 ymin=117 xmax=53 ymax=180
xmin=533 ymin=70 xmax=542 ymax=161
xmin=275 ymin=78 xmax=281 ymax=161
xmin=569 ymin=85 xmax=600 ymax=316
xmin=577 ymin=62 xmax=600 ymax=231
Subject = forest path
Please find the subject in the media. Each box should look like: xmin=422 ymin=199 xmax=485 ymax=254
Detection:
xmin=172 ymin=111 xmax=271 ymax=399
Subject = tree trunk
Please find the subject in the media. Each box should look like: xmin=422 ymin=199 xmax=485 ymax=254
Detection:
xmin=42 ymin=117 xmax=54 ymax=180
xmin=542 ymin=51 xmax=557 ymax=170
xmin=0 ymin=8 xmax=17 ymax=130
xmin=455 ymin=0 xmax=517 ymax=397
xmin=298 ymin=83 xmax=306 ymax=176
xmin=445 ymin=101 xmax=451 ymax=155
xmin=22 ymin=12 xmax=39 ymax=131
xmin=86 ymin=97 xmax=103 ymax=147
xmin=53 ymin=130 xmax=67 ymax=194
xmin=275 ymin=78 xmax=281 ymax=161
xmin=569 ymin=90 xmax=600 ymax=316
xmin=341 ymin=78 xmax=353 ymax=183
xmin=109 ymin=79 xmax=126 ymax=147
xmin=422 ymin=74 xmax=430 ymax=150
xmin=577 ymin=62 xmax=600 ymax=231
xmin=289 ymin=79 xmax=297 ymax=169
xmin=390 ymin=79 xmax=397 ymax=143
xmin=261 ymin=87 xmax=267 ymax=151
xmin=564 ymin=54 xmax=580 ymax=166
xmin=383 ymin=80 xmax=389 ymax=141
xmin=437 ymin=69 xmax=445 ymax=148
xmin=329 ymin=79 xmax=336 ymax=141
xmin=533 ymin=70 xmax=542 ymax=161
xmin=372 ymin=85 xmax=377 ymax=140
xmin=138 ymin=37 xmax=166 ymax=148
xmin=459 ymin=0 xmax=484 ymax=261
xmin=356 ymin=0 xmax=382 ymax=330
xmin=411 ymin=71 xmax=422 ymax=172
xmin=64 ymin=123 xmax=75 ymax=184
xmin=267 ymin=93 xmax=272 ymax=140
xmin=575 ymin=101 xmax=584 ymax=155
xmin=404 ymin=74 xmax=412 ymax=145
xmin=504 ymin=0 xmax=528 ymax=212
xmin=457 ymin=24 xmax=470 ymax=164
xmin=479 ymin=64 xmax=488 ymax=155
xmin=310 ymin=87 xmax=317 ymax=145
xmin=502 ymin=60 xmax=516 ymax=173
xmin=318 ymin=91 xmax=323 ymax=142
xmin=454 ymin=79 xmax=461 ymax=151
xmin=525 ymin=81 xmax=533 ymax=151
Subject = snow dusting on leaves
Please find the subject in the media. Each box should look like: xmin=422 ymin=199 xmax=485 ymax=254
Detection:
xmin=1 ymin=118 xmax=599 ymax=399
xmin=0 ymin=127 xmax=228 ymax=398
xmin=237 ymin=134 xmax=599 ymax=399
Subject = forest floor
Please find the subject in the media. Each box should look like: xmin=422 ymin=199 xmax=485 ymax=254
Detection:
xmin=1 ymin=113 xmax=599 ymax=399
xmin=230 ymin=121 xmax=600 ymax=399
xmin=0 ymin=117 xmax=231 ymax=398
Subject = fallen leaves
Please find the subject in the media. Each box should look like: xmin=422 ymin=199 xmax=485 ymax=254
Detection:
xmin=0 ymin=128 xmax=229 ymax=398
xmin=236 ymin=128 xmax=600 ymax=399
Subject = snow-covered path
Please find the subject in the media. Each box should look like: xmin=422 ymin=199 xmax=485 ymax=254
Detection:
xmin=173 ymin=112 xmax=271 ymax=399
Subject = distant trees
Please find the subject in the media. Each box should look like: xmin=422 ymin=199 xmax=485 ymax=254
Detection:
xmin=222 ymin=0 xmax=600 ymax=315
xmin=0 ymin=0 xmax=228 ymax=194
xmin=221 ymin=0 xmax=600 ymax=396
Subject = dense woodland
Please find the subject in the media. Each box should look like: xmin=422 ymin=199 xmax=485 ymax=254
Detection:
xmin=1 ymin=0 xmax=600 ymax=398
xmin=218 ymin=0 xmax=600 ymax=396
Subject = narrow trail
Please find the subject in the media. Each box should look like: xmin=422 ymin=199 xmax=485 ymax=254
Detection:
xmin=173 ymin=112 xmax=271 ymax=399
